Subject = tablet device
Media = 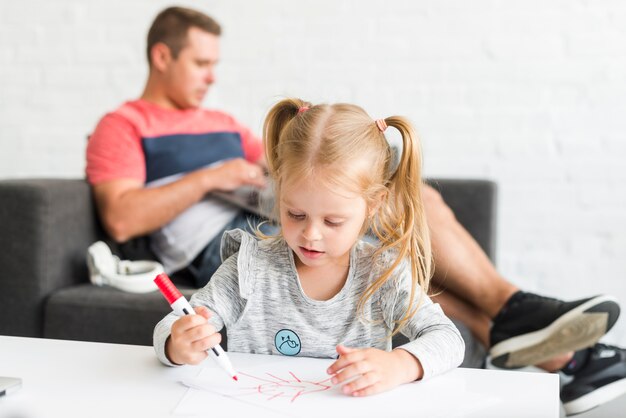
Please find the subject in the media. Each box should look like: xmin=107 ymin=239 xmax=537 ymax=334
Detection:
xmin=212 ymin=183 xmax=276 ymax=221
xmin=0 ymin=376 xmax=22 ymax=396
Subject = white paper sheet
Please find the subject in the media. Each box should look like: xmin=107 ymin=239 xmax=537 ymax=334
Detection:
xmin=173 ymin=354 xmax=501 ymax=418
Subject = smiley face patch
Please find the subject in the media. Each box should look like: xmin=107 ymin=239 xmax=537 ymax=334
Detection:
xmin=274 ymin=329 xmax=301 ymax=356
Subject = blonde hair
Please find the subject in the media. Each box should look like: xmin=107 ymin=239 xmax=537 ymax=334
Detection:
xmin=263 ymin=98 xmax=432 ymax=336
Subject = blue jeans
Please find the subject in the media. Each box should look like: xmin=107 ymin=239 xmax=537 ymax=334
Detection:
xmin=186 ymin=212 xmax=277 ymax=287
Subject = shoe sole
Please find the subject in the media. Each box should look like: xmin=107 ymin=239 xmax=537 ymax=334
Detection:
xmin=563 ymin=377 xmax=626 ymax=416
xmin=490 ymin=295 xmax=620 ymax=369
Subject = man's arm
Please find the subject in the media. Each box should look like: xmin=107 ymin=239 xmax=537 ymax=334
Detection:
xmin=94 ymin=158 xmax=266 ymax=242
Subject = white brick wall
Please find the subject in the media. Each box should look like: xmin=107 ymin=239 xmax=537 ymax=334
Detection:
xmin=1 ymin=0 xmax=625 ymax=345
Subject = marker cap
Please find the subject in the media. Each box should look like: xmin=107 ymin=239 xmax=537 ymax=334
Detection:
xmin=154 ymin=273 xmax=182 ymax=304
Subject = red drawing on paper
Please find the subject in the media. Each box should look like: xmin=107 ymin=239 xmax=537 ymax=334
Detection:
xmin=235 ymin=370 xmax=333 ymax=403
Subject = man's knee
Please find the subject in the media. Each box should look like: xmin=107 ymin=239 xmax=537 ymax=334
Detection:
xmin=422 ymin=184 xmax=456 ymax=224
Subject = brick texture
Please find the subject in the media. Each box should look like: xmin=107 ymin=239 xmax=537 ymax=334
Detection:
xmin=1 ymin=0 xmax=625 ymax=345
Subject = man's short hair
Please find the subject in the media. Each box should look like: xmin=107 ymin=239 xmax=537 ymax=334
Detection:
xmin=147 ymin=6 xmax=222 ymax=63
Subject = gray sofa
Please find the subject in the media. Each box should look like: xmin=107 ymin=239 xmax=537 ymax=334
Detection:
xmin=0 ymin=178 xmax=495 ymax=367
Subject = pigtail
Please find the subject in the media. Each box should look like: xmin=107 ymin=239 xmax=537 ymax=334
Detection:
xmin=361 ymin=116 xmax=433 ymax=337
xmin=257 ymin=98 xmax=313 ymax=238
xmin=263 ymin=98 xmax=311 ymax=177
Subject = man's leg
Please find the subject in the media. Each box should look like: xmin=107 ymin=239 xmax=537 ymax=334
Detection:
xmin=423 ymin=184 xmax=620 ymax=369
xmin=430 ymin=286 xmax=573 ymax=370
xmin=423 ymin=185 xmax=518 ymax=318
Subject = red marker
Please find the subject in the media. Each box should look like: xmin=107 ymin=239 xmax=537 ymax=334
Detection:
xmin=155 ymin=273 xmax=238 ymax=381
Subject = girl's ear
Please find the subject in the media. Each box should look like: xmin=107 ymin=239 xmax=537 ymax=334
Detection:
xmin=368 ymin=191 xmax=387 ymax=218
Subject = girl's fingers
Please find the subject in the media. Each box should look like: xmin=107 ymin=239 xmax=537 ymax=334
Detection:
xmin=351 ymin=383 xmax=380 ymax=397
xmin=174 ymin=314 xmax=208 ymax=335
xmin=194 ymin=306 xmax=212 ymax=319
xmin=191 ymin=332 xmax=222 ymax=352
xmin=341 ymin=371 xmax=380 ymax=395
xmin=327 ymin=345 xmax=361 ymax=375
xmin=331 ymin=359 xmax=372 ymax=385
xmin=186 ymin=322 xmax=215 ymax=343
xmin=336 ymin=344 xmax=355 ymax=355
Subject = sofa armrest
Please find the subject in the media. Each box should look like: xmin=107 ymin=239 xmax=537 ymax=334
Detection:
xmin=427 ymin=178 xmax=498 ymax=262
xmin=0 ymin=179 xmax=104 ymax=337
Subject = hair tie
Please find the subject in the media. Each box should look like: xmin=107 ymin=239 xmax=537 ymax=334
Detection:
xmin=375 ymin=119 xmax=388 ymax=132
xmin=298 ymin=106 xmax=310 ymax=114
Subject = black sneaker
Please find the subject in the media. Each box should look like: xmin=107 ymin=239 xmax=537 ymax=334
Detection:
xmin=490 ymin=292 xmax=620 ymax=369
xmin=561 ymin=343 xmax=626 ymax=415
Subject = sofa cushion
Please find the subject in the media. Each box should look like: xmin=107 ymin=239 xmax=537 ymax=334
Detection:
xmin=44 ymin=284 xmax=198 ymax=346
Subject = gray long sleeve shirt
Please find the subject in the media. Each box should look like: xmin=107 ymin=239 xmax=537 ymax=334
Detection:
xmin=154 ymin=229 xmax=464 ymax=380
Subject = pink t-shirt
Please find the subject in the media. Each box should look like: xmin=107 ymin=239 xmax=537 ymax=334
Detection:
xmin=85 ymin=99 xmax=264 ymax=273
xmin=86 ymin=99 xmax=262 ymax=185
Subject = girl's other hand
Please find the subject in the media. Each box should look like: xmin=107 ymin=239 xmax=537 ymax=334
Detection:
xmin=326 ymin=344 xmax=423 ymax=397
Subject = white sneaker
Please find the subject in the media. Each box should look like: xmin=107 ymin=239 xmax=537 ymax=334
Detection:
xmin=87 ymin=241 xmax=163 ymax=293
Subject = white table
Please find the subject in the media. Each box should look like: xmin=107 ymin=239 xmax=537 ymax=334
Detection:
xmin=0 ymin=336 xmax=559 ymax=417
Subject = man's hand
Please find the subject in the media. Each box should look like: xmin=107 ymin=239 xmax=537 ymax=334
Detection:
xmin=207 ymin=158 xmax=266 ymax=191
xmin=326 ymin=345 xmax=423 ymax=397
xmin=165 ymin=306 xmax=222 ymax=365
xmin=93 ymin=158 xmax=266 ymax=242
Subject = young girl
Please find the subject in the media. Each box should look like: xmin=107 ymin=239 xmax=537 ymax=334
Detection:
xmin=154 ymin=98 xmax=464 ymax=396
